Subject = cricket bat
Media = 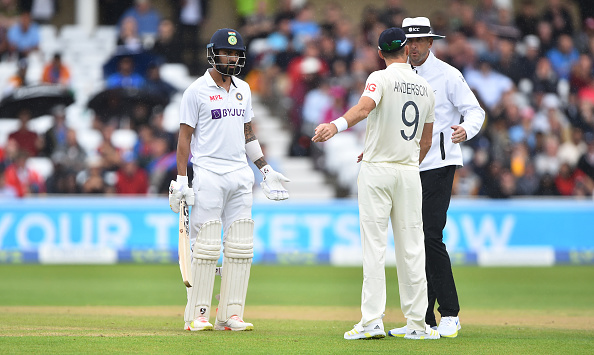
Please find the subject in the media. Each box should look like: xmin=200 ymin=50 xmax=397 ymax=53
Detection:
xmin=179 ymin=199 xmax=192 ymax=287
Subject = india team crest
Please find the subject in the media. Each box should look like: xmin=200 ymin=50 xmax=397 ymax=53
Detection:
xmin=236 ymin=93 xmax=243 ymax=101
xmin=228 ymin=35 xmax=237 ymax=45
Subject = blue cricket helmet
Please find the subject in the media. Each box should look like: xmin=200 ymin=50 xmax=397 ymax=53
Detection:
xmin=207 ymin=28 xmax=246 ymax=76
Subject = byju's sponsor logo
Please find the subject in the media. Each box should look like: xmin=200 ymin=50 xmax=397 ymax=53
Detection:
xmin=211 ymin=108 xmax=246 ymax=119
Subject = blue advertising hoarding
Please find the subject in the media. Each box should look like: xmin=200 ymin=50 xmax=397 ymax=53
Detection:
xmin=0 ymin=197 xmax=592 ymax=265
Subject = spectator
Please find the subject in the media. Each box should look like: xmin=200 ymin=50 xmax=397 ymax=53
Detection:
xmin=541 ymin=0 xmax=574 ymax=39
xmin=555 ymin=162 xmax=578 ymax=196
xmin=106 ymin=56 xmax=145 ymax=89
xmin=515 ymin=0 xmax=539 ymax=37
xmin=534 ymin=134 xmax=561 ymax=176
xmin=535 ymin=173 xmax=560 ymax=195
xmin=536 ymin=20 xmax=555 ymax=55
xmin=0 ymin=165 xmax=17 ymax=198
xmin=172 ymin=0 xmax=208 ymax=74
xmin=146 ymin=133 xmax=176 ymax=194
xmin=301 ymin=78 xmax=332 ymax=139
xmin=546 ymin=33 xmax=579 ymax=80
xmin=45 ymin=154 xmax=79 ymax=194
xmin=494 ymin=37 xmax=524 ymax=85
xmin=8 ymin=109 xmax=41 ymax=157
xmin=41 ymin=104 xmax=68 ymax=157
xmin=142 ymin=63 xmax=176 ymax=99
xmin=516 ymin=35 xmax=541 ymax=83
xmin=378 ymin=0 xmax=405 ymax=28
xmin=116 ymin=15 xmax=143 ymax=52
xmin=5 ymin=57 xmax=28 ymax=95
xmin=290 ymin=3 xmax=321 ymax=52
xmin=148 ymin=106 xmax=176 ymax=151
xmin=115 ymin=151 xmax=148 ymax=194
xmin=41 ymin=53 xmax=71 ymax=86
xmin=558 ymin=127 xmax=587 ymax=167
xmin=576 ymin=132 xmax=594 ymax=180
xmin=3 ymin=150 xmax=44 ymax=197
xmin=452 ymin=165 xmax=481 ymax=196
xmin=465 ymin=56 xmax=514 ymax=111
xmin=516 ymin=162 xmax=540 ymax=195
xmin=51 ymin=129 xmax=87 ymax=173
xmin=151 ymin=18 xmax=183 ymax=63
xmin=7 ymin=11 xmax=38 ymax=58
xmin=532 ymin=57 xmax=559 ymax=94
xmin=569 ymin=54 xmax=592 ymax=93
xmin=118 ymin=0 xmax=161 ymax=38
xmin=78 ymin=156 xmax=110 ymax=194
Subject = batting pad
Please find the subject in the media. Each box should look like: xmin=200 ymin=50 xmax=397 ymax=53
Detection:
xmin=185 ymin=220 xmax=222 ymax=323
xmin=217 ymin=218 xmax=254 ymax=322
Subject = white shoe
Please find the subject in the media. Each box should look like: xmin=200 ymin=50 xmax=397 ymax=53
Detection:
xmin=185 ymin=317 xmax=213 ymax=331
xmin=388 ymin=325 xmax=437 ymax=337
xmin=437 ymin=316 xmax=461 ymax=338
xmin=404 ymin=325 xmax=440 ymax=340
xmin=344 ymin=320 xmax=386 ymax=340
xmin=214 ymin=315 xmax=254 ymax=331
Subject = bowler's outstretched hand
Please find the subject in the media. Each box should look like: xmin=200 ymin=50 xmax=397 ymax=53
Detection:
xmin=312 ymin=123 xmax=338 ymax=143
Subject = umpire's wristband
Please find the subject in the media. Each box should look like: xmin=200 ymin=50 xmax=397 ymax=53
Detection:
xmin=331 ymin=117 xmax=348 ymax=133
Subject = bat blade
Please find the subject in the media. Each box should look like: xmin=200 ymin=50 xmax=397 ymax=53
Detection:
xmin=178 ymin=199 xmax=192 ymax=287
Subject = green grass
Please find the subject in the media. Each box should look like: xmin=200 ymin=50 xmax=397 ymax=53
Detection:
xmin=0 ymin=265 xmax=593 ymax=354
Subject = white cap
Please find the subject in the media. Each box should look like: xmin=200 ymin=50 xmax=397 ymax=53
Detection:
xmin=402 ymin=17 xmax=445 ymax=39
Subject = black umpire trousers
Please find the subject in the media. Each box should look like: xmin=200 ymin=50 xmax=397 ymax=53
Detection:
xmin=420 ymin=165 xmax=460 ymax=326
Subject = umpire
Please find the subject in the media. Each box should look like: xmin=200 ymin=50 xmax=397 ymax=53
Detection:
xmin=390 ymin=17 xmax=486 ymax=338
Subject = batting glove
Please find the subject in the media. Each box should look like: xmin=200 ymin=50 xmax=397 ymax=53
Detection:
xmin=260 ymin=165 xmax=290 ymax=201
xmin=169 ymin=175 xmax=195 ymax=213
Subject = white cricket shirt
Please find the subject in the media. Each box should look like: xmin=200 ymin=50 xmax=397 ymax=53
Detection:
xmin=179 ymin=70 xmax=254 ymax=174
xmin=361 ymin=62 xmax=435 ymax=167
xmin=412 ymin=51 xmax=485 ymax=171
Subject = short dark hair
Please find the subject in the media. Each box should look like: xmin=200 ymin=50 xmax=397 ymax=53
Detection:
xmin=381 ymin=47 xmax=406 ymax=59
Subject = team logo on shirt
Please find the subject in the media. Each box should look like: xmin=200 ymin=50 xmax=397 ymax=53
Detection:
xmin=211 ymin=108 xmax=246 ymax=119
xmin=210 ymin=95 xmax=223 ymax=101
xmin=236 ymin=93 xmax=243 ymax=101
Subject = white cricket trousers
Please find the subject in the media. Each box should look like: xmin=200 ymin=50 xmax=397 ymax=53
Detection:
xmin=358 ymin=162 xmax=428 ymax=331
xmin=190 ymin=165 xmax=254 ymax=243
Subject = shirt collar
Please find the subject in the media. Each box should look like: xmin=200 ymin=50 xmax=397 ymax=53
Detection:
xmin=387 ymin=62 xmax=414 ymax=70
xmin=411 ymin=51 xmax=435 ymax=71
xmin=204 ymin=70 xmax=237 ymax=88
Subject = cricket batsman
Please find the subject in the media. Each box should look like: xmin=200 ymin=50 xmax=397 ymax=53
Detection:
xmin=169 ymin=28 xmax=290 ymax=331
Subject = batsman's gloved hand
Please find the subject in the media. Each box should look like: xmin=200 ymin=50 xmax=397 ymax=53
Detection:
xmin=260 ymin=164 xmax=290 ymax=201
xmin=169 ymin=175 xmax=195 ymax=213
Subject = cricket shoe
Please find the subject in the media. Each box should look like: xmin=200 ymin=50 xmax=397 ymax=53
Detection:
xmin=388 ymin=325 xmax=437 ymax=337
xmin=185 ymin=317 xmax=213 ymax=331
xmin=404 ymin=325 xmax=440 ymax=340
xmin=437 ymin=316 xmax=461 ymax=338
xmin=344 ymin=320 xmax=386 ymax=340
xmin=214 ymin=315 xmax=254 ymax=331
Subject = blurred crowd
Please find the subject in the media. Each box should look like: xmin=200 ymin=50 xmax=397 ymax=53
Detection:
xmin=240 ymin=0 xmax=594 ymax=199
xmin=2 ymin=0 xmax=594 ymax=199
